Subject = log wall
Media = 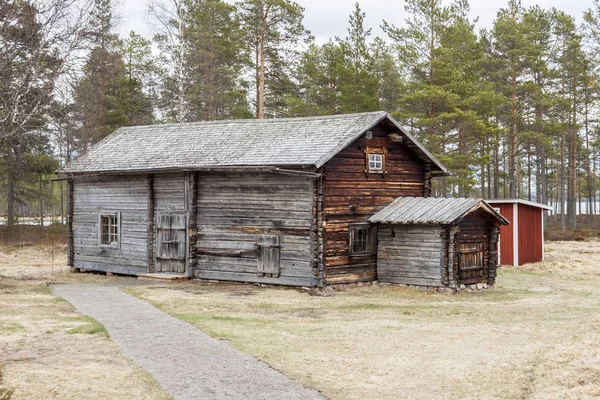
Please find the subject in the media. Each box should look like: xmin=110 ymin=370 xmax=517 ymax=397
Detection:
xmin=321 ymin=124 xmax=426 ymax=284
xmin=376 ymin=224 xmax=445 ymax=287
xmin=195 ymin=171 xmax=317 ymax=286
xmin=72 ymin=175 xmax=149 ymax=275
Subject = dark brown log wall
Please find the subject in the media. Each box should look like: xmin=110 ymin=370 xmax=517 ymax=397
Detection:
xmin=454 ymin=209 xmax=499 ymax=285
xmin=320 ymin=124 xmax=426 ymax=284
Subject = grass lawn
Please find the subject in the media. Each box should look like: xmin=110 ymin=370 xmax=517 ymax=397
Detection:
xmin=125 ymin=241 xmax=600 ymax=400
xmin=0 ymin=246 xmax=171 ymax=400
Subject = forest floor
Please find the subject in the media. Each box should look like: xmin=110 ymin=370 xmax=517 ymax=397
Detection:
xmin=1 ymin=242 xmax=599 ymax=399
xmin=126 ymin=241 xmax=600 ymax=400
xmin=0 ymin=246 xmax=171 ymax=400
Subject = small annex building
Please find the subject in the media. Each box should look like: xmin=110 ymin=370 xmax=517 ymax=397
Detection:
xmin=485 ymin=199 xmax=552 ymax=266
xmin=369 ymin=197 xmax=509 ymax=288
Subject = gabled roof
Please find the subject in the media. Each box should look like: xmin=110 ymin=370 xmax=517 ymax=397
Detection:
xmin=485 ymin=199 xmax=553 ymax=211
xmin=369 ymin=197 xmax=509 ymax=225
xmin=60 ymin=112 xmax=447 ymax=175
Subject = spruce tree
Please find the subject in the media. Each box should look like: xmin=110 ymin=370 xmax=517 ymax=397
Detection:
xmin=336 ymin=3 xmax=380 ymax=113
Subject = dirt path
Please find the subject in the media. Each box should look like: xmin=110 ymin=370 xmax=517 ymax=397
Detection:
xmin=53 ymin=284 xmax=323 ymax=400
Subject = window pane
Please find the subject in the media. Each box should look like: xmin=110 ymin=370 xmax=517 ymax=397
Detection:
xmin=100 ymin=214 xmax=118 ymax=245
xmin=351 ymin=227 xmax=371 ymax=254
xmin=368 ymin=154 xmax=383 ymax=170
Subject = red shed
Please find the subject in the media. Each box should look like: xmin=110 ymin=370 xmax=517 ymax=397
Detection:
xmin=486 ymin=200 xmax=552 ymax=266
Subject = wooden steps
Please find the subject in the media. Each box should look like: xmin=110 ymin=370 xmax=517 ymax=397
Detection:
xmin=138 ymin=273 xmax=190 ymax=282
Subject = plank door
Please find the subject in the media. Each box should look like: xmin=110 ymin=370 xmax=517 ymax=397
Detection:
xmin=457 ymin=242 xmax=485 ymax=284
xmin=155 ymin=212 xmax=187 ymax=273
xmin=256 ymin=235 xmax=281 ymax=278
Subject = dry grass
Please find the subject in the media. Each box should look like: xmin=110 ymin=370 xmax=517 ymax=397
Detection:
xmin=0 ymin=247 xmax=171 ymax=400
xmin=126 ymin=241 xmax=600 ymax=400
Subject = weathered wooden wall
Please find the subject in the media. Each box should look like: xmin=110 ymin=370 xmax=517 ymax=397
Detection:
xmin=454 ymin=209 xmax=496 ymax=285
xmin=72 ymin=175 xmax=149 ymax=275
xmin=195 ymin=171 xmax=317 ymax=286
xmin=321 ymin=124 xmax=426 ymax=284
xmin=376 ymin=224 xmax=445 ymax=287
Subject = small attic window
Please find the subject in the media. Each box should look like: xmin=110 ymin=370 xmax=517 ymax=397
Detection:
xmin=368 ymin=154 xmax=383 ymax=171
xmin=364 ymin=147 xmax=386 ymax=173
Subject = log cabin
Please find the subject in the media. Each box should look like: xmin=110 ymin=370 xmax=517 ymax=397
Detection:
xmin=59 ymin=111 xmax=507 ymax=289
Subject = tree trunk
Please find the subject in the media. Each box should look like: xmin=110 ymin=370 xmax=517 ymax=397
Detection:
xmin=509 ymin=61 xmax=519 ymax=199
xmin=7 ymin=172 xmax=15 ymax=226
xmin=39 ymin=174 xmax=44 ymax=227
xmin=256 ymin=6 xmax=269 ymax=120
xmin=566 ymin=81 xmax=577 ymax=230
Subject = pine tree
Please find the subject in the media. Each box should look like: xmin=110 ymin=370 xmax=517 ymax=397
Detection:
xmin=336 ymin=3 xmax=380 ymax=113
xmin=72 ymin=0 xmax=128 ymax=150
xmin=383 ymin=0 xmax=474 ymax=195
xmin=292 ymin=41 xmax=342 ymax=116
xmin=0 ymin=0 xmax=61 ymax=225
xmin=119 ymin=31 xmax=156 ymax=126
xmin=238 ymin=0 xmax=308 ymax=118
xmin=184 ymin=0 xmax=251 ymax=120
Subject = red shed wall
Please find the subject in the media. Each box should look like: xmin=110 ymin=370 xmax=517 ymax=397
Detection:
xmin=517 ymin=204 xmax=543 ymax=265
xmin=488 ymin=202 xmax=514 ymax=266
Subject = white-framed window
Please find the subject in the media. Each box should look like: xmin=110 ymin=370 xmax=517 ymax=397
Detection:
xmin=98 ymin=213 xmax=120 ymax=247
xmin=349 ymin=224 xmax=376 ymax=255
xmin=368 ymin=153 xmax=383 ymax=171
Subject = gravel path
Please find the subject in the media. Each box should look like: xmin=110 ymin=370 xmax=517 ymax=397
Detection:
xmin=53 ymin=284 xmax=324 ymax=400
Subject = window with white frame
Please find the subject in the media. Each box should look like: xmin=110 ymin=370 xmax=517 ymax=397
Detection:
xmin=99 ymin=213 xmax=120 ymax=247
xmin=368 ymin=153 xmax=383 ymax=172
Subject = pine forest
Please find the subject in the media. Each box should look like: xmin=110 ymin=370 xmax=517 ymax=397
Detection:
xmin=2 ymin=0 xmax=600 ymax=231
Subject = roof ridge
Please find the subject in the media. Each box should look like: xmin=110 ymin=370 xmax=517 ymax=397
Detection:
xmin=119 ymin=111 xmax=388 ymax=131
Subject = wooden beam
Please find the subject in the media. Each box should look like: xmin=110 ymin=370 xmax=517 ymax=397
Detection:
xmin=188 ymin=172 xmax=199 ymax=277
xmin=147 ymin=174 xmax=155 ymax=272
xmin=67 ymin=179 xmax=74 ymax=267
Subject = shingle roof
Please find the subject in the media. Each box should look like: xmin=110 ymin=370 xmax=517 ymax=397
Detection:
xmin=369 ymin=197 xmax=509 ymax=225
xmin=60 ymin=111 xmax=447 ymax=174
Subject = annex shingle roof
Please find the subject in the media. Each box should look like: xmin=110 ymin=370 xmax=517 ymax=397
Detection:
xmin=369 ymin=197 xmax=509 ymax=225
xmin=60 ymin=111 xmax=447 ymax=174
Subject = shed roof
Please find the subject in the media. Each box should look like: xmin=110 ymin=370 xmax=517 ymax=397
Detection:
xmin=60 ymin=111 xmax=447 ymax=175
xmin=485 ymin=199 xmax=553 ymax=211
xmin=369 ymin=197 xmax=509 ymax=225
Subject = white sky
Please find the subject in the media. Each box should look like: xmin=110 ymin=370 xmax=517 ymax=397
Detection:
xmin=116 ymin=0 xmax=593 ymax=43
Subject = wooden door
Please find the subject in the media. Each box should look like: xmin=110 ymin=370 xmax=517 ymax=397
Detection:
xmin=256 ymin=235 xmax=280 ymax=278
xmin=156 ymin=212 xmax=187 ymax=273
xmin=457 ymin=242 xmax=485 ymax=284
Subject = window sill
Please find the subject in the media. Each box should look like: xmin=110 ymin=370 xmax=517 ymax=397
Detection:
xmin=98 ymin=243 xmax=120 ymax=249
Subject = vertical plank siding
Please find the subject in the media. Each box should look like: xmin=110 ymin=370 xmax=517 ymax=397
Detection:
xmin=517 ymin=204 xmax=543 ymax=265
xmin=494 ymin=203 xmax=514 ymax=266
xmin=454 ymin=209 xmax=497 ymax=285
xmin=67 ymin=179 xmax=74 ymax=267
xmin=195 ymin=171 xmax=317 ymax=286
xmin=147 ymin=174 xmax=155 ymax=272
xmin=188 ymin=172 xmax=199 ymax=277
xmin=376 ymin=225 xmax=445 ymax=287
xmin=72 ymin=175 xmax=149 ymax=275
xmin=321 ymin=124 xmax=426 ymax=284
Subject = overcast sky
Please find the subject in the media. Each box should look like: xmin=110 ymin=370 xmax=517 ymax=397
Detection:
xmin=117 ymin=0 xmax=593 ymax=43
